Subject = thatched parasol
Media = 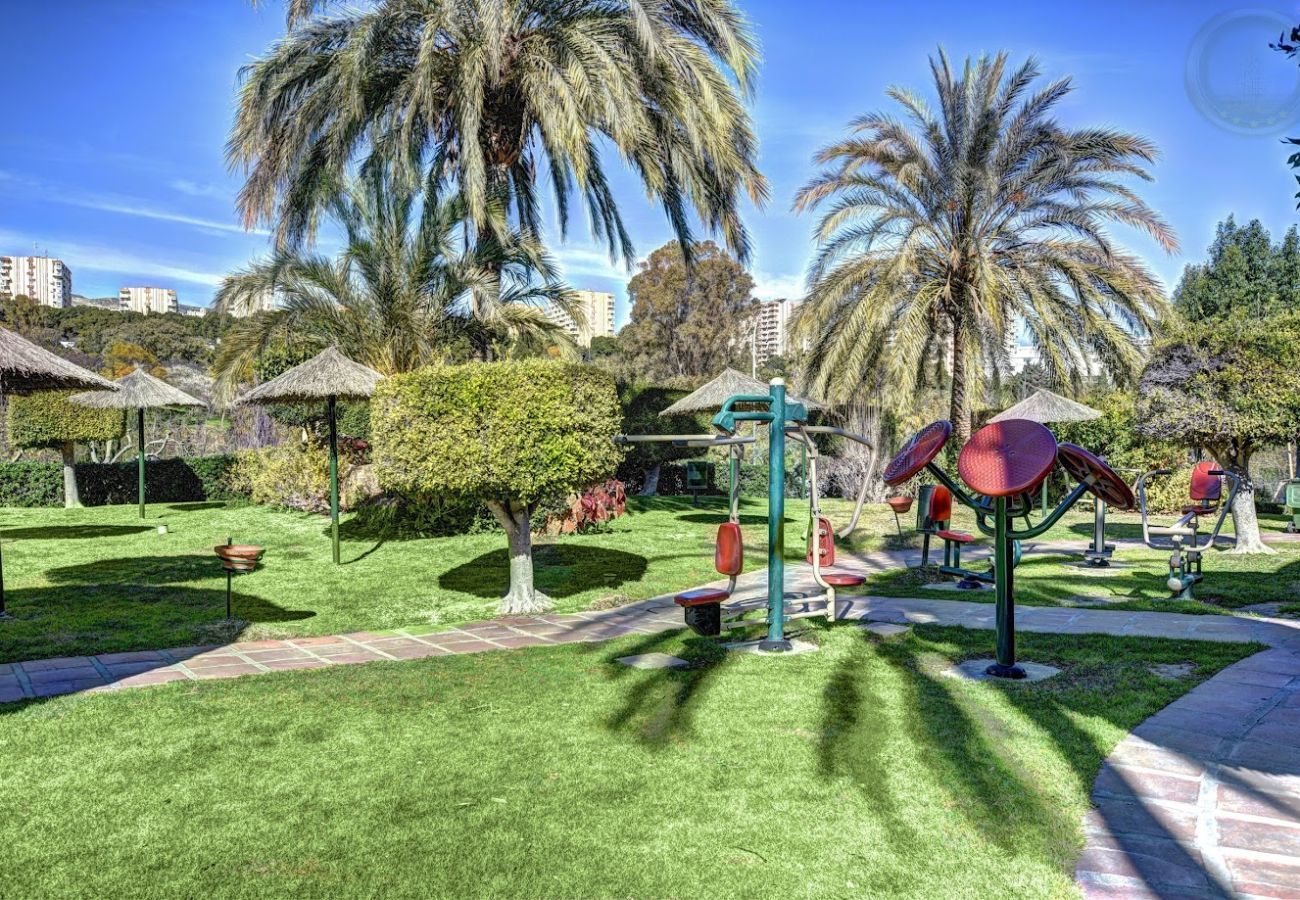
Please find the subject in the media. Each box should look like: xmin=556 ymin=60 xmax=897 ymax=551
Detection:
xmin=990 ymin=388 xmax=1100 ymax=424
xmin=991 ymin=388 xmax=1101 ymax=515
xmin=0 ymin=327 xmax=118 ymax=617
xmin=70 ymin=368 xmax=206 ymax=519
xmin=658 ymin=368 xmax=823 ymax=416
xmin=235 ymin=347 xmax=383 ymax=564
xmin=0 ymin=326 xmax=118 ymax=395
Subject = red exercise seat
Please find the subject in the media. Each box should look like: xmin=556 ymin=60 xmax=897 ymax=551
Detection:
xmin=938 ymin=529 xmax=974 ymax=544
xmin=821 ymin=571 xmax=866 ymax=587
xmin=675 ymin=587 xmax=730 ymax=607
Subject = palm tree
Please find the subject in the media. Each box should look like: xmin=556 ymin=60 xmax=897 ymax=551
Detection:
xmin=794 ymin=51 xmax=1176 ymax=442
xmin=229 ymin=0 xmax=767 ymax=266
xmin=213 ymin=170 xmax=574 ymax=399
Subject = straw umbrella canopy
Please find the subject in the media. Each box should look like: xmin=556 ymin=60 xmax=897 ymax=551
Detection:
xmin=991 ymin=388 xmax=1101 ymax=515
xmin=234 ymin=347 xmax=383 ymax=564
xmin=658 ymin=368 xmax=823 ymax=416
xmin=0 ymin=327 xmax=118 ymax=617
xmin=989 ymin=388 xmax=1101 ymax=425
xmin=0 ymin=326 xmax=118 ymax=395
xmin=70 ymin=368 xmax=205 ymax=519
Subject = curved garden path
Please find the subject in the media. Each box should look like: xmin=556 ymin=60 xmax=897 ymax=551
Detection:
xmin=2 ymin=540 xmax=1298 ymax=897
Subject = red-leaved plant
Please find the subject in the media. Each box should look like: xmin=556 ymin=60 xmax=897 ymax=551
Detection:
xmin=540 ymin=479 xmax=628 ymax=535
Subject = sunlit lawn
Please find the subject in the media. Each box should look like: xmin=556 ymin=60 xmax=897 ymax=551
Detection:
xmin=0 ymin=496 xmax=853 ymax=665
xmin=0 ymin=622 xmax=1253 ymax=898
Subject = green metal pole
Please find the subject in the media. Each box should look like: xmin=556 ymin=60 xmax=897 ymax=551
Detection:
xmin=328 ymin=396 xmax=340 ymax=565
xmin=989 ymin=495 xmax=1025 ymax=679
xmin=762 ymin=379 xmax=790 ymax=651
xmin=1040 ymin=480 xmax=1047 ymax=518
xmin=137 ymin=408 xmax=146 ymax=519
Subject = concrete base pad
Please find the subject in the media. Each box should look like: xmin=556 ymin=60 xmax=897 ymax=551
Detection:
xmin=722 ymin=638 xmax=819 ymax=656
xmin=920 ymin=581 xmax=989 ymax=593
xmin=945 ymin=658 xmax=1061 ymax=683
xmin=616 ymin=653 xmax=688 ymax=669
xmin=860 ymin=623 xmax=911 ymax=640
xmin=1062 ymin=561 xmax=1132 ymax=576
xmin=1149 ymin=662 xmax=1195 ymax=680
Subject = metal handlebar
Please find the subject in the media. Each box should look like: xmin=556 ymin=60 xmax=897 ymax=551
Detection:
xmin=1138 ymin=466 xmax=1241 ymax=551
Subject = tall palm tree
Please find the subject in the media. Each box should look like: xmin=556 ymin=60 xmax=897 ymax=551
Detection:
xmin=213 ymin=170 xmax=574 ymax=399
xmin=230 ymin=0 xmax=767 ymax=266
xmin=794 ymin=51 xmax=1176 ymax=442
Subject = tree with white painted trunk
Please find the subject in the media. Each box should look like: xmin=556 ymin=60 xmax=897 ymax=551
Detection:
xmin=1137 ymin=313 xmax=1300 ymax=555
xmin=371 ymin=360 xmax=622 ymax=614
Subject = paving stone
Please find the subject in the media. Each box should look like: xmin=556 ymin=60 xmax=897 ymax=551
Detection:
xmin=1084 ymin=801 xmax=1200 ymax=842
xmin=183 ymin=655 xmax=245 ymax=670
xmin=260 ymin=658 xmax=330 ymax=671
xmin=104 ymin=661 xmax=166 ymax=678
xmin=1149 ymin=663 xmax=1195 ymax=680
xmin=189 ymin=664 xmax=262 ymax=680
xmin=1227 ymin=740 xmax=1300 ymax=776
xmin=1216 ymin=782 xmax=1300 ymax=819
xmin=241 ymin=647 xmax=312 ymax=663
xmin=321 ymin=651 xmax=387 ymax=664
xmin=97 ymin=651 xmax=166 ymax=665
xmin=20 ymin=656 xmax=92 ymax=673
xmin=615 ymin=653 xmax=689 ymax=670
xmin=1093 ymin=764 xmax=1201 ymax=806
xmin=1217 ymin=817 xmax=1300 ymax=857
xmin=24 ymin=665 xmax=101 ymax=686
xmin=0 ymin=684 xmax=29 ymax=702
xmin=1224 ymin=854 xmax=1300 ymax=896
xmin=114 ymin=669 xmax=190 ymax=687
xmin=1075 ymin=846 xmax=1213 ymax=891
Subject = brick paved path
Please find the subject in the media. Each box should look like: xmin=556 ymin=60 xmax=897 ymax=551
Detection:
xmin=3 ymin=541 xmax=1299 ymax=898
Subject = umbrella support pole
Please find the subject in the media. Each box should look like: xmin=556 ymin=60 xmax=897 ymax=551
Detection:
xmin=137 ymin=408 xmax=146 ymax=519
xmin=329 ymin=396 xmax=340 ymax=565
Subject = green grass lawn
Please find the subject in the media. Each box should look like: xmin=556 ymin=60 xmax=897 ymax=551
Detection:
xmin=861 ymin=544 xmax=1300 ymax=615
xmin=0 ymin=622 xmax=1254 ymax=898
xmin=0 ymin=496 xmax=861 ymax=664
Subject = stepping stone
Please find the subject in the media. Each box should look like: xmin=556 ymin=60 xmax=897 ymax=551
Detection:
xmin=920 ymin=582 xmax=990 ymax=593
xmin=860 ymin=623 xmax=911 ymax=640
xmin=1062 ymin=561 xmax=1132 ymax=576
xmin=1150 ymin=663 xmax=1196 ymax=680
xmin=722 ymin=638 xmax=819 ymax=656
xmin=615 ymin=653 xmax=688 ymax=670
xmin=945 ymin=658 xmax=1061 ymax=683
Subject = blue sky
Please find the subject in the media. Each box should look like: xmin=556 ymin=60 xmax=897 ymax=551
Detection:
xmin=4 ymin=0 xmax=1300 ymax=326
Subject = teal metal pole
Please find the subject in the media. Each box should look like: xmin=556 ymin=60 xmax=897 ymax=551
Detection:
xmin=762 ymin=379 xmax=790 ymax=651
xmin=988 ymin=495 xmax=1025 ymax=679
xmin=137 ymin=408 xmax=146 ymax=519
xmin=1040 ymin=480 xmax=1047 ymax=518
xmin=328 ymin=396 xmax=340 ymax=565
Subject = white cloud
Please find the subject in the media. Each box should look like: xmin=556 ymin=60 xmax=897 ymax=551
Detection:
xmin=552 ymin=245 xmax=633 ymax=282
xmin=0 ymin=228 xmax=224 ymax=289
xmin=751 ymin=269 xmax=806 ymax=301
xmin=0 ymin=170 xmax=263 ymax=236
xmin=170 ymin=178 xmax=229 ymax=199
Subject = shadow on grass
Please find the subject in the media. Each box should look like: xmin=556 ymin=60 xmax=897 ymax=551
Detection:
xmin=440 ymin=545 xmax=651 ymax=599
xmin=46 ymin=554 xmax=230 ymax=586
xmin=597 ymin=629 xmax=734 ymax=748
xmin=166 ymin=502 xmax=228 ymax=512
xmin=1 ymin=524 xmax=155 ymax=540
xmin=676 ymin=513 xmax=792 ymax=526
xmin=0 ymin=583 xmax=314 ymax=667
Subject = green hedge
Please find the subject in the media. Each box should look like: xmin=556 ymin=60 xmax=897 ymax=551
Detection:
xmin=0 ymin=455 xmax=244 ymax=508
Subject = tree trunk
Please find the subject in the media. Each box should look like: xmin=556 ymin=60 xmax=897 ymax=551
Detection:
xmin=949 ymin=331 xmax=970 ymax=443
xmin=640 ymin=464 xmax=661 ymax=496
xmin=1224 ymin=462 xmax=1273 ymax=554
xmin=486 ymin=499 xmax=553 ymax=615
xmin=60 ymin=441 xmax=81 ymax=508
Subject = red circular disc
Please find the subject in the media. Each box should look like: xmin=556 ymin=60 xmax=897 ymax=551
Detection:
xmin=1056 ymin=443 xmax=1135 ymax=510
xmin=957 ymin=419 xmax=1058 ymax=498
xmin=883 ymin=421 xmax=952 ymax=486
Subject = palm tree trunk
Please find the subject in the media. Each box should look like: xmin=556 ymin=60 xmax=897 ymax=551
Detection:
xmin=949 ymin=332 xmax=970 ymax=444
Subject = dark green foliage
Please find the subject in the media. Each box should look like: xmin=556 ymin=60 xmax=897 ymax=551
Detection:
xmin=373 ymin=360 xmax=623 ymax=505
xmin=0 ymin=456 xmax=244 ymax=508
xmin=1173 ymin=217 xmax=1300 ymax=320
xmin=1056 ymin=391 xmax=1183 ymax=476
xmin=614 ymin=382 xmax=711 ymax=481
xmin=7 ymin=391 xmax=125 ymax=448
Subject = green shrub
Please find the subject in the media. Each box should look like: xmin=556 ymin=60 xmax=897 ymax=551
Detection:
xmin=6 ymin=391 xmax=125 ymax=448
xmin=230 ymin=445 xmax=331 ymax=513
xmin=373 ymin=360 xmax=622 ymax=613
xmin=0 ymin=456 xmax=244 ymax=508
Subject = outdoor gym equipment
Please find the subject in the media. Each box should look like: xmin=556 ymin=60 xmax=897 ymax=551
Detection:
xmin=1136 ymin=461 xmax=1240 ymax=600
xmin=1284 ymin=479 xmax=1300 ymax=533
xmin=884 ymin=419 xmax=1134 ymax=679
xmin=1079 ymin=466 xmax=1139 ymax=568
xmin=915 ymin=483 xmax=984 ymax=589
xmin=621 ymin=381 xmax=873 ymax=651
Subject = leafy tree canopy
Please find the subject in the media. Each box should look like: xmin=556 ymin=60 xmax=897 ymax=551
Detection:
xmin=1173 ymin=217 xmax=1300 ymax=320
xmin=102 ymin=342 xmax=165 ymax=379
xmin=1136 ymin=312 xmax=1300 ymax=465
xmin=8 ymin=391 xmax=125 ymax=449
xmin=620 ymin=241 xmax=757 ymax=381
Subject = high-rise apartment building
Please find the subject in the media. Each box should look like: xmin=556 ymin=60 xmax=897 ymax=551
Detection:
xmin=225 ymin=289 xmax=278 ymax=318
xmin=0 ymin=255 xmax=72 ymax=308
xmin=543 ymin=289 xmax=616 ymax=347
xmin=751 ymin=298 xmax=791 ymax=368
xmin=119 ymin=286 xmax=178 ymax=315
